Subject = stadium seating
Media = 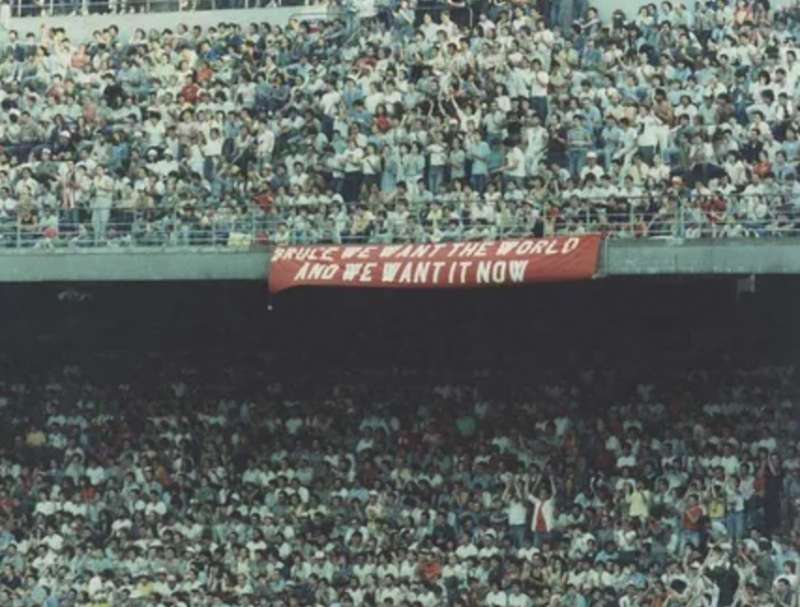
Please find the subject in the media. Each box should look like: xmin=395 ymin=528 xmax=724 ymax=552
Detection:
xmin=1 ymin=0 xmax=799 ymax=249
xmin=0 ymin=355 xmax=798 ymax=605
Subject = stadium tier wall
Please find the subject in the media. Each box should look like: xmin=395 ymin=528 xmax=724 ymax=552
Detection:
xmin=0 ymin=240 xmax=797 ymax=282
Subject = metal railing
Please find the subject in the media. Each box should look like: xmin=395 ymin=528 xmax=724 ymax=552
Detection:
xmin=1 ymin=192 xmax=800 ymax=251
xmin=0 ymin=211 xmax=271 ymax=249
xmin=4 ymin=0 xmax=472 ymax=19
xmin=8 ymin=0 xmax=312 ymax=16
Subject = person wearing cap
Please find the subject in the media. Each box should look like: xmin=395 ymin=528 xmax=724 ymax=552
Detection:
xmin=145 ymin=148 xmax=160 ymax=165
xmin=578 ymin=150 xmax=605 ymax=184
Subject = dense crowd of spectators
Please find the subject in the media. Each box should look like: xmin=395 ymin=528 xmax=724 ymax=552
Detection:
xmin=0 ymin=356 xmax=798 ymax=606
xmin=4 ymin=0 xmax=800 ymax=247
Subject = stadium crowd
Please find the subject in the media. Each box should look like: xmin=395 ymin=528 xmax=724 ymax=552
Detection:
xmin=0 ymin=356 xmax=798 ymax=606
xmin=4 ymin=0 xmax=800 ymax=246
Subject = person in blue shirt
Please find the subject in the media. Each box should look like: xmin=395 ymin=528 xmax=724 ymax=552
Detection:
xmin=380 ymin=145 xmax=400 ymax=194
xmin=773 ymin=152 xmax=796 ymax=184
xmin=580 ymin=38 xmax=602 ymax=71
xmin=601 ymin=117 xmax=625 ymax=172
xmin=594 ymin=538 xmax=619 ymax=559
xmin=562 ymin=583 xmax=589 ymax=607
xmin=42 ymin=591 xmax=60 ymax=607
xmin=579 ymin=96 xmax=603 ymax=141
xmin=467 ymin=131 xmax=491 ymax=195
xmin=341 ymin=78 xmax=365 ymax=111
xmin=566 ymin=116 xmax=592 ymax=179
xmin=344 ymin=0 xmax=361 ymax=40
xmin=108 ymin=131 xmax=130 ymax=175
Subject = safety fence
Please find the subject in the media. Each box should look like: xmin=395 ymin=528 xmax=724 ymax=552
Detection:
xmin=2 ymin=192 xmax=799 ymax=250
xmin=7 ymin=0 xmax=322 ymax=17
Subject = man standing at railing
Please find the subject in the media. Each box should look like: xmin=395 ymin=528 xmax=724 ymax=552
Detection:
xmin=0 ymin=0 xmax=9 ymax=29
xmin=499 ymin=138 xmax=527 ymax=193
xmin=668 ymin=175 xmax=688 ymax=238
xmin=91 ymin=166 xmax=114 ymax=245
xmin=566 ymin=115 xmax=592 ymax=180
xmin=344 ymin=0 xmax=361 ymax=40
xmin=342 ymin=136 xmax=365 ymax=204
xmin=468 ymin=130 xmax=491 ymax=195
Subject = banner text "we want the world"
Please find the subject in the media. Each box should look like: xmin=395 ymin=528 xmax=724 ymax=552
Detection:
xmin=268 ymin=235 xmax=602 ymax=294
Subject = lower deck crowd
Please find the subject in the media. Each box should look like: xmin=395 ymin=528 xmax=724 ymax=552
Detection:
xmin=0 ymin=358 xmax=798 ymax=606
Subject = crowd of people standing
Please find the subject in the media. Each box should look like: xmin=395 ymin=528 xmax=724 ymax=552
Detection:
xmin=1 ymin=0 xmax=800 ymax=247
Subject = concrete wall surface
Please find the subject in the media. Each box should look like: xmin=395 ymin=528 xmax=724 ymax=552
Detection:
xmin=0 ymin=239 xmax=799 ymax=282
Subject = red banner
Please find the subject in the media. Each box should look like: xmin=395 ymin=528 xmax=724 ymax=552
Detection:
xmin=269 ymin=235 xmax=602 ymax=294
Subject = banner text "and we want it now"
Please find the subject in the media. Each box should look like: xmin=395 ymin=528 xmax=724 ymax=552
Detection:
xmin=268 ymin=236 xmax=602 ymax=294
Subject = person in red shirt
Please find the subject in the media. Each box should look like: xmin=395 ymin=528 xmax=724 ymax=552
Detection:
xmin=526 ymin=472 xmax=557 ymax=548
xmin=79 ymin=479 xmax=97 ymax=503
xmin=195 ymin=61 xmax=214 ymax=84
xmin=418 ymin=552 xmax=442 ymax=582
xmin=680 ymin=493 xmax=705 ymax=553
xmin=179 ymin=75 xmax=201 ymax=105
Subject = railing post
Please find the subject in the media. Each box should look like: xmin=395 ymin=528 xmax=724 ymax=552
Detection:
xmin=629 ymin=199 xmax=635 ymax=236
xmin=604 ymin=234 xmax=610 ymax=275
xmin=250 ymin=213 xmax=256 ymax=248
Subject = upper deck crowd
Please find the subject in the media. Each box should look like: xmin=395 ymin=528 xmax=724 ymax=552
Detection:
xmin=1 ymin=0 xmax=800 ymax=247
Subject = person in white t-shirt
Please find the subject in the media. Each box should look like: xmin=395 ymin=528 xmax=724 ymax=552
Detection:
xmin=501 ymin=141 xmax=527 ymax=190
xmin=427 ymin=131 xmax=448 ymax=195
xmin=526 ymin=473 xmax=557 ymax=548
xmin=508 ymin=582 xmax=532 ymax=607
xmin=529 ymin=58 xmax=549 ymax=121
xmin=91 ymin=166 xmax=115 ymax=243
xmin=342 ymin=138 xmax=365 ymax=204
xmin=503 ymin=477 xmax=528 ymax=548
xmin=580 ymin=151 xmax=605 ymax=182
xmin=485 ymin=581 xmax=509 ymax=607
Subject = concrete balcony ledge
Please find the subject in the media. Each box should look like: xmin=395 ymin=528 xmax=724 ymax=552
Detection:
xmin=603 ymin=238 xmax=800 ymax=276
xmin=1 ymin=238 xmax=800 ymax=282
